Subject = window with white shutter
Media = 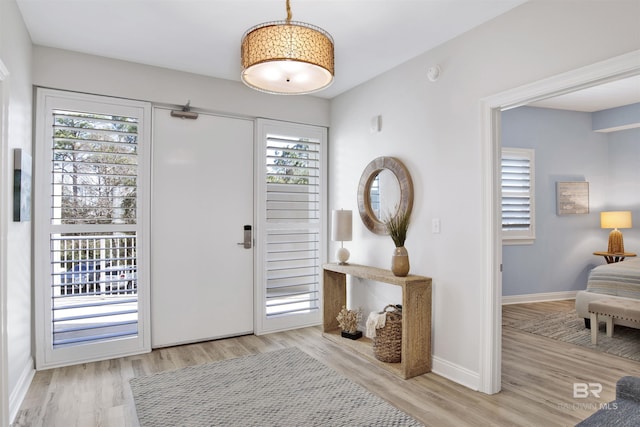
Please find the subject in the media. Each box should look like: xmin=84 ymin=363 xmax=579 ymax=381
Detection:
xmin=256 ymin=120 xmax=326 ymax=334
xmin=501 ymin=147 xmax=535 ymax=244
xmin=35 ymin=89 xmax=150 ymax=368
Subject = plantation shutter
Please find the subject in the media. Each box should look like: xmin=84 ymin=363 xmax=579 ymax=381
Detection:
xmin=501 ymin=148 xmax=535 ymax=243
xmin=50 ymin=110 xmax=140 ymax=346
xmin=256 ymin=120 xmax=326 ymax=334
xmin=35 ymin=88 xmax=151 ymax=368
xmin=266 ymin=135 xmax=320 ymax=315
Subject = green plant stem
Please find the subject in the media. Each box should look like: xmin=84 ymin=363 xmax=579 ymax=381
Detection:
xmin=384 ymin=211 xmax=410 ymax=247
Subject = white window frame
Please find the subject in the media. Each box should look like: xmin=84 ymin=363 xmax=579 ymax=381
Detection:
xmin=255 ymin=119 xmax=327 ymax=335
xmin=501 ymin=147 xmax=535 ymax=245
xmin=34 ymin=88 xmax=151 ymax=368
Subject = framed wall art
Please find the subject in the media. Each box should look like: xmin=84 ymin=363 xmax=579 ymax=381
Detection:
xmin=556 ymin=181 xmax=589 ymax=215
xmin=13 ymin=148 xmax=32 ymax=222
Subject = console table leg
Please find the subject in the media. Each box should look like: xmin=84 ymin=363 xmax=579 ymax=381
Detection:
xmin=402 ymin=282 xmax=431 ymax=378
xmin=323 ymin=270 xmax=347 ymax=332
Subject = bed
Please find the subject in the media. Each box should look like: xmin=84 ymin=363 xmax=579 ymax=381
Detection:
xmin=575 ymin=257 xmax=640 ymax=329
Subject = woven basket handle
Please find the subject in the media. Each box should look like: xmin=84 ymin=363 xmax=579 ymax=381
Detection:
xmin=382 ymin=304 xmax=402 ymax=320
xmin=383 ymin=304 xmax=401 ymax=313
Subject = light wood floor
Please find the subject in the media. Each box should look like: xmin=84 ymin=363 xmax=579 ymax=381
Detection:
xmin=12 ymin=300 xmax=640 ymax=427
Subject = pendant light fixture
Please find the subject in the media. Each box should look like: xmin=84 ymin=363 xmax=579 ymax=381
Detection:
xmin=241 ymin=0 xmax=334 ymax=95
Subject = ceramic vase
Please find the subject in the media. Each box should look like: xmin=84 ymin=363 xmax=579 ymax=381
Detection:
xmin=391 ymin=246 xmax=410 ymax=277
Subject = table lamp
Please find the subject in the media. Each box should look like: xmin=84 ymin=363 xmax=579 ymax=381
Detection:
xmin=600 ymin=211 xmax=632 ymax=253
xmin=332 ymin=209 xmax=352 ymax=264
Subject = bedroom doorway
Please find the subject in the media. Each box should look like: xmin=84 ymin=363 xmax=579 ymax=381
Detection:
xmin=481 ymin=50 xmax=640 ymax=394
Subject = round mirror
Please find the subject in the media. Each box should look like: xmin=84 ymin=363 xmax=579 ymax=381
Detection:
xmin=357 ymin=157 xmax=413 ymax=235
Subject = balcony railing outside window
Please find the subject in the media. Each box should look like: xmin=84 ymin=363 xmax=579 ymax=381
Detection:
xmin=51 ymin=234 xmax=138 ymax=348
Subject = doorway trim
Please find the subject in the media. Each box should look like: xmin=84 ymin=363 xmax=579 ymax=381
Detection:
xmin=480 ymin=49 xmax=640 ymax=394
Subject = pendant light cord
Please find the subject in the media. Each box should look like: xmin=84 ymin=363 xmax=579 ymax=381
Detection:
xmin=286 ymin=0 xmax=292 ymax=23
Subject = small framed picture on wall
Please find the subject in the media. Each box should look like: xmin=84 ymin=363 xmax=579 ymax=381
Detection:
xmin=13 ymin=148 xmax=32 ymax=222
xmin=556 ymin=181 xmax=589 ymax=215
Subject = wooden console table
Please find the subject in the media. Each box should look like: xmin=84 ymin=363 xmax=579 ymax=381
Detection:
xmin=322 ymin=263 xmax=432 ymax=379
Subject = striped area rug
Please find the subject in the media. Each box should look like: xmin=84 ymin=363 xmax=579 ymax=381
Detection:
xmin=504 ymin=308 xmax=640 ymax=362
xmin=130 ymin=347 xmax=423 ymax=427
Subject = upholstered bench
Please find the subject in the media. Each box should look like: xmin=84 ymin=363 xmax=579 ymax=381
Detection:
xmin=588 ymin=299 xmax=640 ymax=344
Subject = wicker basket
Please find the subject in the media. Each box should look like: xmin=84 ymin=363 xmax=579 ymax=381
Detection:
xmin=373 ymin=304 xmax=402 ymax=363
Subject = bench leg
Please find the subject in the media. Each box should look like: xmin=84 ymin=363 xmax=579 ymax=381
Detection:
xmin=590 ymin=313 xmax=598 ymax=344
xmin=604 ymin=315 xmax=614 ymax=337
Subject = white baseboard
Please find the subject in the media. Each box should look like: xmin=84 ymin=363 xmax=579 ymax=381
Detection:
xmin=432 ymin=355 xmax=480 ymax=392
xmin=9 ymin=358 xmax=34 ymax=424
xmin=502 ymin=291 xmax=577 ymax=305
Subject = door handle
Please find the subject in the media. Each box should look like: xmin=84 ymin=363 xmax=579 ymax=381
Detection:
xmin=237 ymin=225 xmax=252 ymax=249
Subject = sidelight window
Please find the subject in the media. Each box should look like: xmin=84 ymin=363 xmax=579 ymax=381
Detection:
xmin=256 ymin=120 xmax=327 ymax=334
xmin=35 ymin=89 xmax=150 ymax=368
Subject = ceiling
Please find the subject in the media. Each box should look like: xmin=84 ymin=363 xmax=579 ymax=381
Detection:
xmin=530 ymin=75 xmax=640 ymax=112
xmin=15 ymin=0 xmax=640 ymax=109
xmin=16 ymin=0 xmax=528 ymax=99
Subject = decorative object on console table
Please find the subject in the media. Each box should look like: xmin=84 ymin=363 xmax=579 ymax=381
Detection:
xmin=372 ymin=304 xmax=403 ymax=363
xmin=336 ymin=305 xmax=362 ymax=340
xmin=600 ymin=211 xmax=632 ymax=254
xmin=331 ymin=209 xmax=352 ymax=264
xmin=385 ymin=210 xmax=410 ymax=277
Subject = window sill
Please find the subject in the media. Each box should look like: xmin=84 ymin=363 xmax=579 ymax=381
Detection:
xmin=503 ymin=238 xmax=535 ymax=246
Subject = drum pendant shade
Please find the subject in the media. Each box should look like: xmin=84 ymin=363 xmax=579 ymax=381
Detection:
xmin=241 ymin=1 xmax=334 ymax=95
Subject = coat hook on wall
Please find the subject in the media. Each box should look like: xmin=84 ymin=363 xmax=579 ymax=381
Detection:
xmin=170 ymin=100 xmax=199 ymax=119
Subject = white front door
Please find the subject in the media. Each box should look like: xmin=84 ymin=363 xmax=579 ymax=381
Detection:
xmin=151 ymin=108 xmax=254 ymax=347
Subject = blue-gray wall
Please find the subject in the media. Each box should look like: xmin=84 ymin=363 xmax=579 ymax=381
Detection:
xmin=593 ymin=103 xmax=640 ymax=131
xmin=502 ymin=106 xmax=640 ymax=297
xmin=608 ymin=128 xmax=640 ymax=212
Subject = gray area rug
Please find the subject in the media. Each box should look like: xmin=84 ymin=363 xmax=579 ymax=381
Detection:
xmin=504 ymin=308 xmax=640 ymax=362
xmin=130 ymin=347 xmax=423 ymax=427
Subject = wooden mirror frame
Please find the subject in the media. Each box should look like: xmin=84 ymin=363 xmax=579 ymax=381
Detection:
xmin=357 ymin=156 xmax=414 ymax=235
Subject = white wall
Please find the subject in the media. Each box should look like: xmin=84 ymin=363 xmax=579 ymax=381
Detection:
xmin=0 ymin=0 xmax=34 ymax=423
xmin=329 ymin=0 xmax=640 ymax=390
xmin=32 ymin=47 xmax=330 ymax=127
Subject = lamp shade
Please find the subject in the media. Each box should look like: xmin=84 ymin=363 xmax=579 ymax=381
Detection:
xmin=331 ymin=210 xmax=352 ymax=242
xmin=600 ymin=211 xmax=632 ymax=229
xmin=240 ymin=1 xmax=334 ymax=96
